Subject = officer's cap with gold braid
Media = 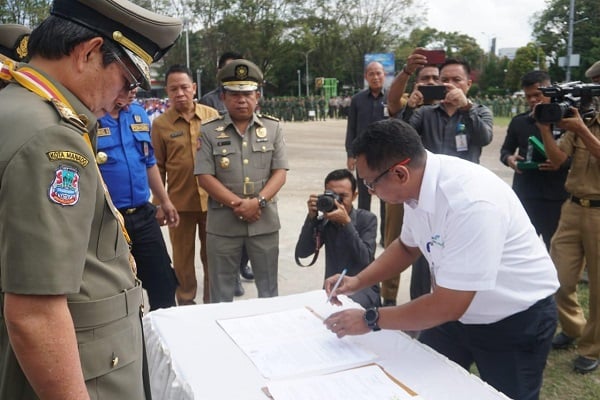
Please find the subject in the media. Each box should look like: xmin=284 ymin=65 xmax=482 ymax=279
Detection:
xmin=0 ymin=24 xmax=31 ymax=61
xmin=50 ymin=0 xmax=182 ymax=90
xmin=217 ymin=59 xmax=263 ymax=92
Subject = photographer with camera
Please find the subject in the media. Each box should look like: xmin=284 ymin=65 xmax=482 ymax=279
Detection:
xmin=500 ymin=71 xmax=568 ymax=251
xmin=535 ymin=91 xmax=600 ymax=374
xmin=295 ymin=169 xmax=380 ymax=308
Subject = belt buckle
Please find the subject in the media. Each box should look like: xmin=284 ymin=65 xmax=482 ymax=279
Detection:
xmin=579 ymin=198 xmax=591 ymax=207
xmin=243 ymin=181 xmax=255 ymax=196
xmin=125 ymin=208 xmax=137 ymax=214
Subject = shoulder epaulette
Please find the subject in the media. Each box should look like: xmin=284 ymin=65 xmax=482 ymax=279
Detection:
xmin=202 ymin=114 xmax=224 ymax=125
xmin=258 ymin=113 xmax=279 ymax=122
xmin=50 ymin=98 xmax=87 ymax=133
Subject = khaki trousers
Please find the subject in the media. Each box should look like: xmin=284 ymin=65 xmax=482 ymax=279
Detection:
xmin=381 ymin=203 xmax=404 ymax=301
xmin=169 ymin=211 xmax=209 ymax=304
xmin=551 ymin=200 xmax=600 ymax=358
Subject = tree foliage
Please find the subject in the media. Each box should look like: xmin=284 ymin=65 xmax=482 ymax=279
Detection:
xmin=532 ymin=0 xmax=600 ymax=82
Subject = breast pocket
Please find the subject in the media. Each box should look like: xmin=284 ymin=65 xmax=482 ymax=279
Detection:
xmin=212 ymin=146 xmax=239 ymax=177
xmin=132 ymin=131 xmax=152 ymax=163
xmin=251 ymin=141 xmax=274 ymax=169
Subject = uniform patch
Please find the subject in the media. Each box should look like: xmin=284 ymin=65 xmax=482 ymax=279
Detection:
xmin=48 ymin=165 xmax=80 ymax=206
xmin=130 ymin=123 xmax=150 ymax=132
xmin=46 ymin=150 xmax=89 ymax=167
xmin=97 ymin=127 xmax=111 ymax=137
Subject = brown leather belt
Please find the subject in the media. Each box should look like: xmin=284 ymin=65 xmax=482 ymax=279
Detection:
xmin=570 ymin=195 xmax=600 ymax=208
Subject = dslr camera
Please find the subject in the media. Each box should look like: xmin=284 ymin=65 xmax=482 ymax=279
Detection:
xmin=534 ymin=81 xmax=600 ymax=123
xmin=316 ymin=190 xmax=341 ymax=213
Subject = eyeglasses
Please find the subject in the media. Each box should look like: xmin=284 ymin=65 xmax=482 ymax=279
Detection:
xmin=363 ymin=158 xmax=411 ymax=191
xmin=109 ymin=48 xmax=141 ymax=92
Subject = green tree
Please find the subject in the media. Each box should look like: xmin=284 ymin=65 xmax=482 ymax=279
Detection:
xmin=532 ymin=0 xmax=600 ymax=82
xmin=0 ymin=0 xmax=50 ymax=26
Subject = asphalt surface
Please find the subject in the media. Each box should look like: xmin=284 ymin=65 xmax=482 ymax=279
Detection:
xmin=161 ymin=118 xmax=512 ymax=305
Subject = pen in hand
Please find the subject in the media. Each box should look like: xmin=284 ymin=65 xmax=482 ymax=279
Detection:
xmin=326 ymin=268 xmax=347 ymax=303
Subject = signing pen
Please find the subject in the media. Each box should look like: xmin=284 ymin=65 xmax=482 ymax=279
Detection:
xmin=326 ymin=268 xmax=347 ymax=303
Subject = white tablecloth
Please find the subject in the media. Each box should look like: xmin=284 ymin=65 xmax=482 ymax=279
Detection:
xmin=143 ymin=290 xmax=510 ymax=400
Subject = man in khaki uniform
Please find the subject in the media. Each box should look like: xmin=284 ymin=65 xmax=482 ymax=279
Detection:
xmin=151 ymin=65 xmax=219 ymax=305
xmin=196 ymin=60 xmax=288 ymax=302
xmin=537 ymin=104 xmax=600 ymax=374
xmin=0 ymin=1 xmax=181 ymax=399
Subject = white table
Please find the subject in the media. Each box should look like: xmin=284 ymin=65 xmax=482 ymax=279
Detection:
xmin=143 ymin=290 xmax=510 ymax=400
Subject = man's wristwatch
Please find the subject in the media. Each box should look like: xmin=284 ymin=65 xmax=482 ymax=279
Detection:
xmin=364 ymin=307 xmax=381 ymax=331
xmin=258 ymin=195 xmax=267 ymax=209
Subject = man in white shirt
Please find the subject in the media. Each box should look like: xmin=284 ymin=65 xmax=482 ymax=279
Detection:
xmin=324 ymin=119 xmax=559 ymax=400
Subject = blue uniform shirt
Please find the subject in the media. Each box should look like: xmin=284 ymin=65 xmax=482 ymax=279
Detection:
xmin=97 ymin=102 xmax=155 ymax=209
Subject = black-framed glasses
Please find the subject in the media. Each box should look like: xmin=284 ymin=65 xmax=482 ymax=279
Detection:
xmin=109 ymin=48 xmax=141 ymax=92
xmin=363 ymin=157 xmax=411 ymax=191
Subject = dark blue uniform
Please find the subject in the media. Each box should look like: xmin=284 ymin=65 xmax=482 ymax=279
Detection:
xmin=98 ymin=102 xmax=177 ymax=310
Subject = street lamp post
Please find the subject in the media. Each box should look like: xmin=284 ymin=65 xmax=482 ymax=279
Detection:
xmin=184 ymin=17 xmax=190 ymax=69
xmin=297 ymin=69 xmax=301 ymax=97
xmin=566 ymin=0 xmax=575 ymax=81
xmin=196 ymin=68 xmax=202 ymax=99
xmin=304 ymin=49 xmax=315 ymax=97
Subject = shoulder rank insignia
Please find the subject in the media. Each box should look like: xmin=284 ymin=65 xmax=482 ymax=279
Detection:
xmin=134 ymin=114 xmax=142 ymax=123
xmin=258 ymin=113 xmax=280 ymax=122
xmin=48 ymin=165 xmax=80 ymax=206
xmin=50 ymin=98 xmax=87 ymax=132
xmin=202 ymin=115 xmax=224 ymax=125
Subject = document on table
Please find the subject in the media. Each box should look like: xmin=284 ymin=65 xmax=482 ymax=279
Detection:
xmin=216 ymin=307 xmax=377 ymax=379
xmin=266 ymin=364 xmax=420 ymax=400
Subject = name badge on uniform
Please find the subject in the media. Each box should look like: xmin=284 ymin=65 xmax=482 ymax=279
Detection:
xmin=170 ymin=131 xmax=183 ymax=138
xmin=256 ymin=127 xmax=267 ymax=138
xmin=220 ymin=157 xmax=230 ymax=169
xmin=130 ymin=123 xmax=150 ymax=132
xmin=97 ymin=127 xmax=111 ymax=137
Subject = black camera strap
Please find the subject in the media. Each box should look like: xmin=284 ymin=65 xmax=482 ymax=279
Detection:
xmin=295 ymin=220 xmax=326 ymax=267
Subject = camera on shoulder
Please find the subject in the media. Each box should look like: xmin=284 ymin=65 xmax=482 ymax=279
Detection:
xmin=316 ymin=190 xmax=341 ymax=213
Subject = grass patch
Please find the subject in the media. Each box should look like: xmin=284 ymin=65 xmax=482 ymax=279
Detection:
xmin=540 ymin=283 xmax=599 ymax=400
xmin=493 ymin=116 xmax=511 ymax=128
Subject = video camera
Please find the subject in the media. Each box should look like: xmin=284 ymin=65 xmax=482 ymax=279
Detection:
xmin=534 ymin=81 xmax=600 ymax=123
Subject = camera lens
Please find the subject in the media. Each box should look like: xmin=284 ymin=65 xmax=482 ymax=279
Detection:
xmin=534 ymin=102 xmax=571 ymax=124
xmin=316 ymin=195 xmax=336 ymax=213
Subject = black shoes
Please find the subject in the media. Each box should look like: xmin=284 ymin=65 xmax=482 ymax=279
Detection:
xmin=234 ymin=275 xmax=245 ymax=297
xmin=574 ymin=356 xmax=599 ymax=374
xmin=240 ymin=264 xmax=254 ymax=281
xmin=552 ymin=332 xmax=576 ymax=349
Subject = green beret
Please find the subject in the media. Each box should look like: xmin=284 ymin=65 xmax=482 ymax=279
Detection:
xmin=585 ymin=61 xmax=600 ymax=79
xmin=50 ymin=0 xmax=183 ymax=90
xmin=0 ymin=24 xmax=31 ymax=61
xmin=217 ymin=59 xmax=263 ymax=92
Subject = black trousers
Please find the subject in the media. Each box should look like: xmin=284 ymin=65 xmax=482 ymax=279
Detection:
xmin=122 ymin=203 xmax=177 ymax=310
xmin=520 ymin=197 xmax=564 ymax=250
xmin=419 ymin=296 xmax=557 ymax=400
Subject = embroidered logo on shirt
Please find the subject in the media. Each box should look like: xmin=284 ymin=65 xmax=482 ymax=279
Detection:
xmin=46 ymin=150 xmax=89 ymax=167
xmin=426 ymin=234 xmax=444 ymax=252
xmin=48 ymin=165 xmax=80 ymax=206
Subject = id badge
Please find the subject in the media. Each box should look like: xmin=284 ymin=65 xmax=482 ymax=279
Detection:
xmin=455 ymin=134 xmax=468 ymax=152
xmin=383 ymin=105 xmax=389 ymax=118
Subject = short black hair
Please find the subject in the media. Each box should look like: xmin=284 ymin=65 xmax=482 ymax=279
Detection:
xmin=521 ymin=70 xmax=551 ymax=88
xmin=165 ymin=64 xmax=193 ymax=83
xmin=351 ymin=119 xmax=426 ymax=172
xmin=28 ymin=16 xmax=116 ymax=66
xmin=324 ymin=169 xmax=357 ymax=193
xmin=440 ymin=58 xmax=471 ymax=76
xmin=218 ymin=51 xmax=244 ymax=69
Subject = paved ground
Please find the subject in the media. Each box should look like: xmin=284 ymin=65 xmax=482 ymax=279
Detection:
xmin=161 ymin=118 xmax=512 ymax=305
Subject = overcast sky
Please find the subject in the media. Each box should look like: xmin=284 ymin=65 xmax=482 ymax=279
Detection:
xmin=424 ymin=0 xmax=548 ymax=51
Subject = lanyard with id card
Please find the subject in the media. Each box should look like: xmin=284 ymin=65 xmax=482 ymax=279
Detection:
xmin=455 ymin=122 xmax=468 ymax=152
